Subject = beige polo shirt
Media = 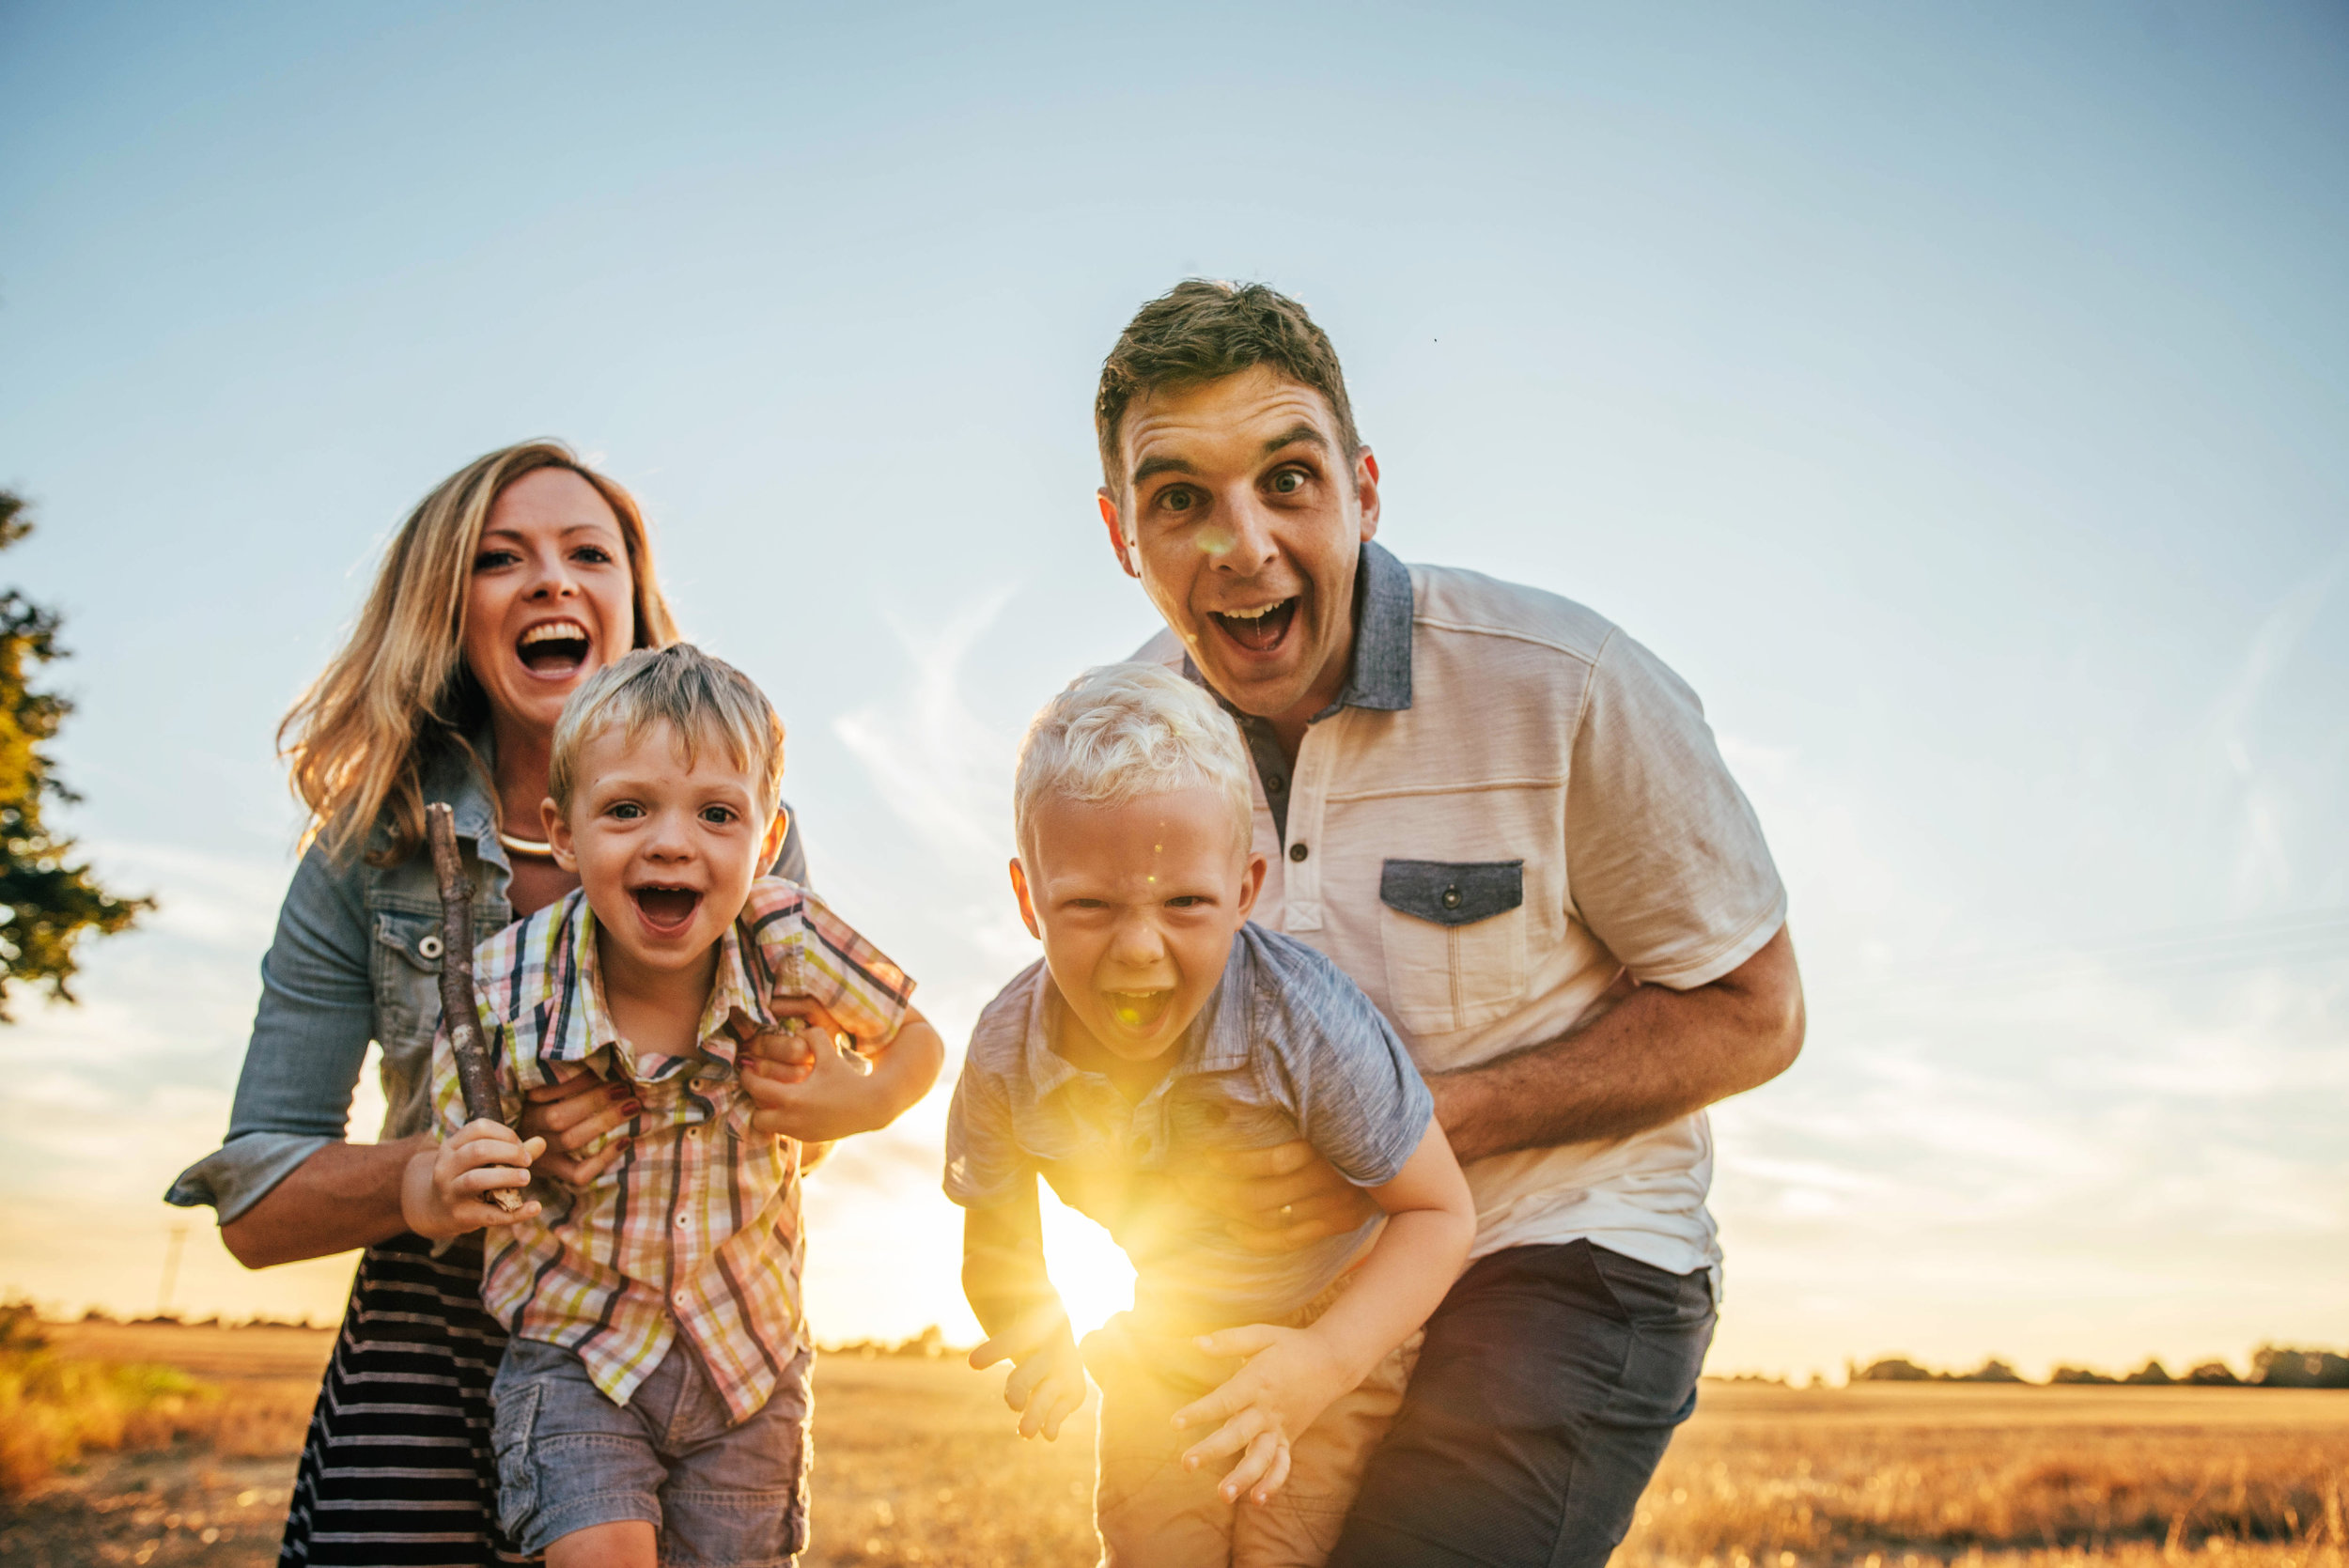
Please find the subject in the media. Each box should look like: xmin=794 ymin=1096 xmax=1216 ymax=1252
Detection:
xmin=1139 ymin=542 xmax=1785 ymax=1282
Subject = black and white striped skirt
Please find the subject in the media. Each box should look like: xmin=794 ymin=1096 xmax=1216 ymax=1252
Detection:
xmin=280 ymin=1233 xmax=528 ymax=1567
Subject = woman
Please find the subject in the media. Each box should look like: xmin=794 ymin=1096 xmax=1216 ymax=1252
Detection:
xmin=168 ymin=441 xmax=941 ymax=1565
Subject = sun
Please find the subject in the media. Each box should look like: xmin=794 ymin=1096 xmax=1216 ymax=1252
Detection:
xmin=1037 ymin=1187 xmax=1135 ymax=1338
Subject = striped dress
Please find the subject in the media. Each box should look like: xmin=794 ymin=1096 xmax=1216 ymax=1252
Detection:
xmin=281 ymin=1234 xmax=523 ymax=1566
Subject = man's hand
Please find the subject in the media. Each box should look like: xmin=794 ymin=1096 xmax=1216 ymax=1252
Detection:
xmin=970 ymin=1303 xmax=1088 ymax=1441
xmin=516 ymin=1065 xmax=636 ymax=1186
xmin=1177 ymin=1141 xmax=1378 ymax=1254
xmin=403 ymin=1119 xmax=543 ymax=1241
xmin=1169 ymin=1324 xmax=1354 ymax=1505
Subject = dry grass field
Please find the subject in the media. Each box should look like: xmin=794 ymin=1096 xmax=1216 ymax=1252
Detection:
xmin=2 ymin=1323 xmax=2342 ymax=1568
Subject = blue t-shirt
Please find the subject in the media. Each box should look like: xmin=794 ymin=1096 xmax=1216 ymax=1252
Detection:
xmin=944 ymin=923 xmax=1433 ymax=1330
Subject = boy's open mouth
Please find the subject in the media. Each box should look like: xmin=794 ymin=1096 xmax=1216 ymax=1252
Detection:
xmin=630 ymin=884 xmax=702 ymax=934
xmin=1101 ymin=988 xmax=1173 ymax=1033
xmin=518 ymin=618 xmax=591 ymax=675
xmin=1207 ymin=598 xmax=1298 ymax=655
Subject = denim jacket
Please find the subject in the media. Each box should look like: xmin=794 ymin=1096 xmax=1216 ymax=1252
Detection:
xmin=165 ymin=745 xmax=806 ymax=1223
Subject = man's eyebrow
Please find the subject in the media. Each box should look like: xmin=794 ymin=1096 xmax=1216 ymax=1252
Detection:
xmin=1262 ymin=424 xmax=1329 ymax=458
xmin=1131 ymin=454 xmax=1198 ymax=487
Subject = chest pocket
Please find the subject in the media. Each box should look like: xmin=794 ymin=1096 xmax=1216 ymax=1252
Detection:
xmin=371 ymin=910 xmax=450 ymax=1140
xmin=1377 ymin=860 xmax=1528 ymax=1035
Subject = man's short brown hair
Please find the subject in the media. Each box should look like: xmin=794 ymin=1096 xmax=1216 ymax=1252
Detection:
xmin=1095 ymin=280 xmax=1360 ymax=491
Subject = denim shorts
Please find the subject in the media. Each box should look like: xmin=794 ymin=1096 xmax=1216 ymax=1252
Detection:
xmin=490 ymin=1335 xmax=812 ymax=1567
xmin=1327 ymin=1240 xmax=1718 ymax=1568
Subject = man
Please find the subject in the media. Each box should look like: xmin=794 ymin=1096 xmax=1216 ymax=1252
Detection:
xmin=1095 ymin=280 xmax=1805 ymax=1567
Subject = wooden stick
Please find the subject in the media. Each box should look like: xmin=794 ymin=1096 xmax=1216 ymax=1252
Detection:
xmin=426 ymin=802 xmax=521 ymax=1214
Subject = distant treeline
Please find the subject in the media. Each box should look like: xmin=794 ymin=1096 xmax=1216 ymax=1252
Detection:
xmin=1851 ymin=1345 xmax=2349 ymax=1389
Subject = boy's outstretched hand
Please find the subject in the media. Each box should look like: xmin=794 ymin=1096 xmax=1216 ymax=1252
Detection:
xmin=403 ymin=1118 xmax=543 ymax=1241
xmin=970 ymin=1303 xmax=1088 ymax=1441
xmin=1171 ymin=1324 xmax=1354 ymax=1506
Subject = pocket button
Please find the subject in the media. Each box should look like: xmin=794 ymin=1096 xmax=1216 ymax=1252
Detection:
xmin=1440 ymin=887 xmax=1462 ymax=910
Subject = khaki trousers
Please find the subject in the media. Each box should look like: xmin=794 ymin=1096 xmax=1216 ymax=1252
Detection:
xmin=1081 ymin=1283 xmax=1420 ymax=1568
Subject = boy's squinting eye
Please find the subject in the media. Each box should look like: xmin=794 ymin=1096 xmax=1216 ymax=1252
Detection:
xmin=1165 ymin=894 xmax=1210 ymax=908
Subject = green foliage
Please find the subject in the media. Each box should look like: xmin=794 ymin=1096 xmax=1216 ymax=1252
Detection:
xmin=0 ymin=491 xmax=151 ymax=1019
xmin=2251 ymin=1345 xmax=2349 ymax=1389
xmin=0 ymin=1299 xmax=210 ymax=1494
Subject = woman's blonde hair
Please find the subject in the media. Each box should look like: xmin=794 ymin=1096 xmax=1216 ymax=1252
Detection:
xmin=281 ymin=440 xmax=680 ymax=865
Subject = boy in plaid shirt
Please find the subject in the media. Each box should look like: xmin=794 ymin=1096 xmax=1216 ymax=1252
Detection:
xmin=403 ymin=644 xmax=932 ymax=1568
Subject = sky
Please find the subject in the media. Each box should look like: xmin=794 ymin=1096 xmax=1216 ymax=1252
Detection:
xmin=0 ymin=1 xmax=2343 ymax=1382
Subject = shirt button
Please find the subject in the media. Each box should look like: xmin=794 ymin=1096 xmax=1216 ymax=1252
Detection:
xmin=1441 ymin=887 xmax=1463 ymax=909
xmin=1266 ymin=774 xmax=1287 ymax=794
xmin=673 ymin=1290 xmax=688 ymax=1307
xmin=675 ymin=1214 xmax=689 ymax=1228
xmin=1289 ymin=843 xmax=1309 ymax=862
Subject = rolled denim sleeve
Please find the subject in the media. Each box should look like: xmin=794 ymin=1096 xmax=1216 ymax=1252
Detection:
xmin=165 ymin=841 xmax=378 ymax=1222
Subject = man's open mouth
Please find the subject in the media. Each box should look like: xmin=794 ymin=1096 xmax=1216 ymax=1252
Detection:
xmin=630 ymin=884 xmax=702 ymax=934
xmin=1207 ymin=598 xmax=1298 ymax=655
xmin=1102 ymin=988 xmax=1173 ymax=1033
xmin=518 ymin=618 xmax=591 ymax=675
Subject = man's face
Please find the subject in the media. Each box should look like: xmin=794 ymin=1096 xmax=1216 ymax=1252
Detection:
xmin=1010 ymin=785 xmax=1266 ymax=1064
xmin=545 ymin=719 xmax=786 ymax=982
xmin=1098 ymin=365 xmax=1380 ymax=727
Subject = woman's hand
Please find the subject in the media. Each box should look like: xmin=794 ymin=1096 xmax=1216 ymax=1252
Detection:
xmin=401 ymin=1120 xmax=544 ymax=1242
xmin=516 ymin=1064 xmax=637 ymax=1186
xmin=739 ymin=1019 xmax=886 ymax=1144
xmin=740 ymin=1001 xmax=945 ymax=1146
xmin=1170 ymin=1323 xmax=1355 ymax=1505
xmin=1176 ymin=1141 xmax=1380 ymax=1253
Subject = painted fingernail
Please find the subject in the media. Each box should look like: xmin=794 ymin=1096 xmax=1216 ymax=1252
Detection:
xmin=622 ymin=1101 xmax=642 ymax=1115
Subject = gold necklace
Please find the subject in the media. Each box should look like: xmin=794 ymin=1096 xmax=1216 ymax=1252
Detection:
xmin=496 ymin=828 xmax=555 ymax=858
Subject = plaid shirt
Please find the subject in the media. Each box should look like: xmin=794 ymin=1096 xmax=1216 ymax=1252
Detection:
xmin=431 ymin=877 xmax=914 ymax=1421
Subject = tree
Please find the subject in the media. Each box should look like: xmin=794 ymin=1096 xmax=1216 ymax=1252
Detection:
xmin=0 ymin=491 xmax=150 ymax=1017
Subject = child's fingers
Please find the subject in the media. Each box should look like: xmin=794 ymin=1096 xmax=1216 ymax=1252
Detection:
xmin=1218 ymin=1430 xmax=1287 ymax=1503
xmin=458 ymin=1161 xmax=533 ymax=1196
xmin=1036 ymin=1375 xmax=1085 ymax=1441
xmin=1171 ymin=1372 xmax=1253 ymax=1434
xmin=1241 ymin=1437 xmax=1292 ymax=1505
xmin=1180 ymin=1406 xmax=1266 ymax=1470
xmin=468 ymin=1195 xmax=541 ymax=1227
xmin=968 ymin=1335 xmax=1015 ymax=1372
xmin=517 ymin=1136 xmax=546 ymax=1166
xmin=1194 ymin=1323 xmax=1282 ymax=1361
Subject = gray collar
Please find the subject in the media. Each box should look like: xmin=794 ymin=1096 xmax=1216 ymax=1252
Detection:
xmin=1178 ymin=539 xmax=1414 ymax=720
xmin=1337 ymin=539 xmax=1413 ymax=713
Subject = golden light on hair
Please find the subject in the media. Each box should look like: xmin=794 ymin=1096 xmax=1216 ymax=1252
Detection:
xmin=549 ymin=644 xmax=786 ymax=820
xmin=279 ymin=439 xmax=679 ymax=864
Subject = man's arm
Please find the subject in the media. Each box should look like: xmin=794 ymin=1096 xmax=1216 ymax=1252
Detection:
xmin=1435 ymin=923 xmax=1804 ymax=1163
xmin=1185 ymin=925 xmax=1803 ymax=1247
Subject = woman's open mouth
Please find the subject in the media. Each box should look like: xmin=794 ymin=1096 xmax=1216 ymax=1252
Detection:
xmin=630 ymin=884 xmax=702 ymax=935
xmin=1207 ymin=598 xmax=1298 ymax=656
xmin=518 ymin=618 xmax=592 ymax=676
xmin=1101 ymin=988 xmax=1173 ymax=1034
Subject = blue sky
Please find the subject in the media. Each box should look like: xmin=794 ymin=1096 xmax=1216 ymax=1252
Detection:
xmin=0 ymin=2 xmax=2342 ymax=1378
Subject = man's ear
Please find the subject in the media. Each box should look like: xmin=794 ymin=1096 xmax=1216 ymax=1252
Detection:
xmin=1009 ymin=857 xmax=1044 ymax=939
xmin=541 ymin=798 xmax=577 ymax=873
xmin=1235 ymin=850 xmax=1268 ymax=921
xmin=1354 ymin=446 xmax=1381 ymax=541
xmin=759 ymin=805 xmax=792 ymax=876
xmin=1098 ymin=489 xmax=1142 ymax=580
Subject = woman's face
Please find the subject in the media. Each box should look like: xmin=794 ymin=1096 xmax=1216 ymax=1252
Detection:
xmin=461 ymin=467 xmax=637 ymax=741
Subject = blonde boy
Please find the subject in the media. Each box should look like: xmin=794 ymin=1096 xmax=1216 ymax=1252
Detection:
xmin=404 ymin=644 xmax=929 ymax=1568
xmin=946 ymin=663 xmax=1476 ymax=1566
